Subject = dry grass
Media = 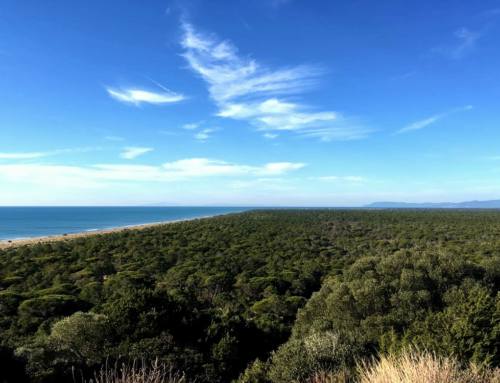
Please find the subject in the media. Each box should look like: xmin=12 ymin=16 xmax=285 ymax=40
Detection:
xmin=357 ymin=350 xmax=500 ymax=383
xmin=307 ymin=350 xmax=500 ymax=383
xmin=81 ymin=359 xmax=186 ymax=383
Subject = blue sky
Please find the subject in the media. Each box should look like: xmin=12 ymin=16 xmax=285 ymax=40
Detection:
xmin=1 ymin=0 xmax=500 ymax=206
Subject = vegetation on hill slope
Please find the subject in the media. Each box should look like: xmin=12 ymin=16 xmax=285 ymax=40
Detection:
xmin=0 ymin=210 xmax=499 ymax=382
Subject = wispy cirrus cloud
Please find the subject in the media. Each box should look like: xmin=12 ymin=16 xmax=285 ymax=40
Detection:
xmin=397 ymin=105 xmax=473 ymax=134
xmin=451 ymin=28 xmax=481 ymax=59
xmin=435 ymin=28 xmax=481 ymax=60
xmin=398 ymin=114 xmax=444 ymax=134
xmin=180 ymin=23 xmax=370 ymax=141
xmin=181 ymin=23 xmax=319 ymax=102
xmin=120 ymin=147 xmax=154 ymax=159
xmin=107 ymin=86 xmax=185 ymax=106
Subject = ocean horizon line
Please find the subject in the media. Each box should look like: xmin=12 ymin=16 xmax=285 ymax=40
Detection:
xmin=0 ymin=206 xmax=252 ymax=242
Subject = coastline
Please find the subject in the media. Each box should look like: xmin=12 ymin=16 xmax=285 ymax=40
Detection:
xmin=0 ymin=213 xmax=230 ymax=250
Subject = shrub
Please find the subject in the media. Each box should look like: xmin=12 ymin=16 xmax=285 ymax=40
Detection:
xmin=268 ymin=331 xmax=353 ymax=383
xmin=48 ymin=311 xmax=110 ymax=364
xmin=236 ymin=359 xmax=270 ymax=383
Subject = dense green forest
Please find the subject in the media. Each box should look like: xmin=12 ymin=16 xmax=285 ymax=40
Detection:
xmin=0 ymin=210 xmax=499 ymax=382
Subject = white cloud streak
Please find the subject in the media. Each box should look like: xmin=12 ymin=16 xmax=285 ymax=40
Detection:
xmin=0 ymin=152 xmax=51 ymax=160
xmin=107 ymin=87 xmax=185 ymax=106
xmin=399 ymin=115 xmax=444 ymax=134
xmin=120 ymin=147 xmax=154 ymax=160
xmin=180 ymin=23 xmax=370 ymax=141
xmin=397 ymin=105 xmax=473 ymax=134
xmin=0 ymin=158 xmax=305 ymax=186
xmin=162 ymin=158 xmax=304 ymax=176
xmin=0 ymin=147 xmax=100 ymax=160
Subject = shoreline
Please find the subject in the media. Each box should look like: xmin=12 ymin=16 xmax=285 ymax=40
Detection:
xmin=0 ymin=213 xmax=232 ymax=250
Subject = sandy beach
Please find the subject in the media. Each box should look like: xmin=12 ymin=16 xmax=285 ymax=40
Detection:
xmin=0 ymin=217 xmax=205 ymax=250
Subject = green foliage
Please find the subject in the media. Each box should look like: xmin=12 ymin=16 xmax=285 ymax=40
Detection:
xmin=236 ymin=359 xmax=270 ymax=383
xmin=401 ymin=282 xmax=499 ymax=366
xmin=267 ymin=331 xmax=353 ymax=383
xmin=1 ymin=210 xmax=499 ymax=382
xmin=17 ymin=294 xmax=86 ymax=333
xmin=47 ymin=311 xmax=110 ymax=364
xmin=0 ymin=290 xmax=23 ymax=316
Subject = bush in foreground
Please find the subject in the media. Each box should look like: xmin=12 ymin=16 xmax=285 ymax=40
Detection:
xmin=267 ymin=331 xmax=354 ymax=383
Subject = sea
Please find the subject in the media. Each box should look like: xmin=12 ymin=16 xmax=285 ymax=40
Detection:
xmin=0 ymin=206 xmax=250 ymax=241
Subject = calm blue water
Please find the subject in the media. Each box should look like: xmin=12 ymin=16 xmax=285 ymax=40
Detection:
xmin=0 ymin=207 xmax=250 ymax=241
